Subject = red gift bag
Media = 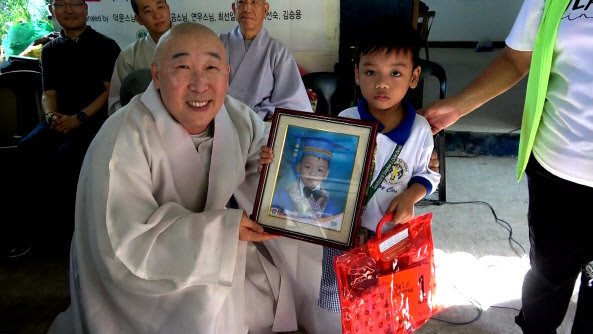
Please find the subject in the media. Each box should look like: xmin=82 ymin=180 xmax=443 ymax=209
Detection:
xmin=334 ymin=212 xmax=437 ymax=334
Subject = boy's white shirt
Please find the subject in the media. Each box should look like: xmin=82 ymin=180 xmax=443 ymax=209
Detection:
xmin=339 ymin=107 xmax=440 ymax=231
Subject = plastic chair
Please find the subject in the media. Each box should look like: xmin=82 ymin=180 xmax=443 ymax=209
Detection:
xmin=0 ymin=70 xmax=42 ymax=258
xmin=405 ymin=59 xmax=447 ymax=203
xmin=0 ymin=55 xmax=41 ymax=73
xmin=302 ymin=72 xmax=340 ymax=116
xmin=120 ymin=68 xmax=152 ymax=107
xmin=0 ymin=70 xmax=44 ymax=148
xmin=417 ymin=10 xmax=435 ymax=61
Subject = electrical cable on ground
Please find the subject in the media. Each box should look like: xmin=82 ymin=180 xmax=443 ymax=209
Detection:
xmin=420 ymin=199 xmax=527 ymax=325
xmin=430 ymin=299 xmax=483 ymax=325
xmin=440 ymin=200 xmax=526 ymax=256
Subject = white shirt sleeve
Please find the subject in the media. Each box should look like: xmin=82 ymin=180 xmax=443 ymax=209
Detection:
xmin=506 ymin=0 xmax=546 ymax=51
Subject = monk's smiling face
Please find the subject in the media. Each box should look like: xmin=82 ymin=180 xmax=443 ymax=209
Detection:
xmin=152 ymin=23 xmax=230 ymax=135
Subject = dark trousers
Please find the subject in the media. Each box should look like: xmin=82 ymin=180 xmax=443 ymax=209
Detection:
xmin=516 ymin=155 xmax=593 ymax=334
xmin=15 ymin=120 xmax=100 ymax=248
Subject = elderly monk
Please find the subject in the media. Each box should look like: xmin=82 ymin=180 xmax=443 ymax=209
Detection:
xmin=220 ymin=0 xmax=312 ymax=119
xmin=47 ymin=22 xmax=299 ymax=334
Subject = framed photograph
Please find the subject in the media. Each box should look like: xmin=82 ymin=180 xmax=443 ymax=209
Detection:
xmin=252 ymin=108 xmax=378 ymax=250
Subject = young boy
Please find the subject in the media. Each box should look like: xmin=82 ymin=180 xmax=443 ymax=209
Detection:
xmin=317 ymin=14 xmax=440 ymax=319
xmin=107 ymin=0 xmax=171 ymax=115
xmin=259 ymin=16 xmax=439 ymax=332
xmin=271 ymin=137 xmax=344 ymax=229
xmin=341 ymin=16 xmax=439 ymax=227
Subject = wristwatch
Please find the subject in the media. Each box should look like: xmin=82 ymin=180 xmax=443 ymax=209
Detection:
xmin=45 ymin=112 xmax=55 ymax=124
xmin=76 ymin=111 xmax=88 ymax=123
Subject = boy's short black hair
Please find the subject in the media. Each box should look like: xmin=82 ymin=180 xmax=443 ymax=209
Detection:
xmin=357 ymin=16 xmax=421 ymax=68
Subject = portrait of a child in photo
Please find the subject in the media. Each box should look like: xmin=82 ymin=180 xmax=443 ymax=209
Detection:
xmin=269 ymin=128 xmax=357 ymax=231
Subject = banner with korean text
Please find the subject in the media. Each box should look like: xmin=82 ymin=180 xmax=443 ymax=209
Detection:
xmin=85 ymin=0 xmax=339 ymax=72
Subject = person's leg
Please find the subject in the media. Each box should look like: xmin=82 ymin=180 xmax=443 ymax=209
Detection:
xmin=17 ymin=121 xmax=64 ymax=191
xmin=318 ymin=247 xmax=344 ymax=313
xmin=571 ymin=267 xmax=593 ymax=334
xmin=570 ymin=185 xmax=593 ymax=334
xmin=51 ymin=129 xmax=94 ymax=248
xmin=14 ymin=122 xmax=65 ymax=249
xmin=516 ymin=156 xmax=587 ymax=333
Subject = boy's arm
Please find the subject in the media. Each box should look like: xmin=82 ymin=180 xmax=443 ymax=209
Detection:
xmin=386 ymin=183 xmax=426 ymax=224
xmin=408 ymin=119 xmax=441 ymax=197
xmin=386 ymin=119 xmax=440 ymax=224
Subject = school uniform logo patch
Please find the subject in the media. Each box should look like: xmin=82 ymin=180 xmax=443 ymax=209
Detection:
xmin=385 ymin=159 xmax=408 ymax=184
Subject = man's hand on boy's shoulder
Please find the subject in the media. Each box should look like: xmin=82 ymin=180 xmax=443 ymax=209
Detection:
xmin=417 ymin=97 xmax=465 ymax=135
xmin=258 ymin=146 xmax=274 ymax=173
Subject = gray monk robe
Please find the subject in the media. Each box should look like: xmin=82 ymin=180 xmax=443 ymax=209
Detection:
xmin=48 ymin=83 xmax=297 ymax=334
xmin=220 ymin=26 xmax=312 ymax=119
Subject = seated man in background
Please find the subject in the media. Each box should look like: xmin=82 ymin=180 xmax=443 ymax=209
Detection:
xmin=108 ymin=0 xmax=171 ymax=115
xmin=17 ymin=0 xmax=120 ymax=246
xmin=47 ymin=22 xmax=296 ymax=334
xmin=220 ymin=0 xmax=312 ymax=119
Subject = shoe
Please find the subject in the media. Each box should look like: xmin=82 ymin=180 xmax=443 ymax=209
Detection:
xmin=515 ymin=310 xmax=557 ymax=334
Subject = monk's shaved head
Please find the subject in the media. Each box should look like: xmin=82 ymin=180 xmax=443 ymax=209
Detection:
xmin=154 ymin=22 xmax=226 ymax=66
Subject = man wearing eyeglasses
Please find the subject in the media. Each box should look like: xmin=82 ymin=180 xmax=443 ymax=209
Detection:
xmin=219 ymin=0 xmax=312 ymax=120
xmin=17 ymin=0 xmax=120 ymax=242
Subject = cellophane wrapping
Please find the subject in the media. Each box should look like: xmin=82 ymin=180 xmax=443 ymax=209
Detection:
xmin=334 ymin=212 xmax=437 ymax=334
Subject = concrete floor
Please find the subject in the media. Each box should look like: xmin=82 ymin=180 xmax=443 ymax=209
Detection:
xmin=0 ymin=48 xmax=581 ymax=334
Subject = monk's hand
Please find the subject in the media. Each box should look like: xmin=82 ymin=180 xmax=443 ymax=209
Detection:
xmin=257 ymin=146 xmax=274 ymax=174
xmin=239 ymin=212 xmax=278 ymax=242
xmin=429 ymin=149 xmax=439 ymax=173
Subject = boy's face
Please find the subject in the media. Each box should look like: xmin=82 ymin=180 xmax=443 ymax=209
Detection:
xmin=297 ymin=154 xmax=330 ymax=189
xmin=135 ymin=0 xmax=171 ymax=37
xmin=355 ymin=49 xmax=420 ymax=115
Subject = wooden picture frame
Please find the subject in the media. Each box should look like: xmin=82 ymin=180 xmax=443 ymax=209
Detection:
xmin=252 ymin=108 xmax=378 ymax=250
